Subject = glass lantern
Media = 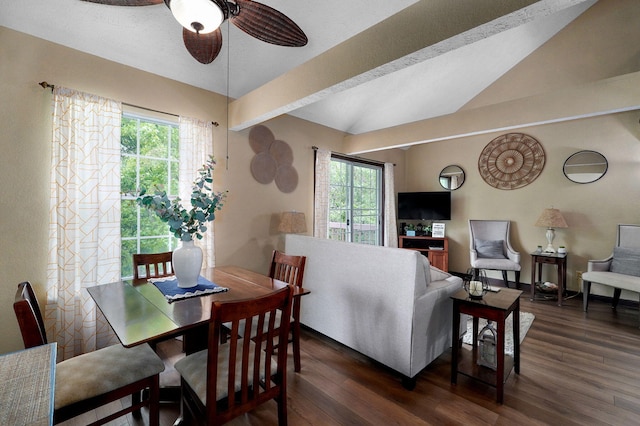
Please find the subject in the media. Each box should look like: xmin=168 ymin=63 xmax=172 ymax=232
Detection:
xmin=463 ymin=268 xmax=489 ymax=299
xmin=478 ymin=321 xmax=498 ymax=370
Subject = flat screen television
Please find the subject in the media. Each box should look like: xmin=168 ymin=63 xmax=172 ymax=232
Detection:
xmin=397 ymin=191 xmax=451 ymax=220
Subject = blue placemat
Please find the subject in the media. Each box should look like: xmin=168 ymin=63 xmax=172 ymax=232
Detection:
xmin=149 ymin=275 xmax=228 ymax=302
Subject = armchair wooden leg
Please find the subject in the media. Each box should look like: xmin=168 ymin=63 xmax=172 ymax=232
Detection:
xmin=583 ymin=280 xmax=591 ymax=311
xmin=612 ymin=288 xmax=622 ymax=309
xmin=514 ymin=271 xmax=521 ymax=289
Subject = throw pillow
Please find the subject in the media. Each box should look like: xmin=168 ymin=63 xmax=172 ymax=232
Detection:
xmin=475 ymin=239 xmax=507 ymax=259
xmin=610 ymin=246 xmax=640 ymax=277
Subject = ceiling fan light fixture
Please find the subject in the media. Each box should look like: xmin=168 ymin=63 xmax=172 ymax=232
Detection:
xmin=168 ymin=0 xmax=224 ymax=34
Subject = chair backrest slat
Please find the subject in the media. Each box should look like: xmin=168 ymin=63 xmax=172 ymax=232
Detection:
xmin=133 ymin=252 xmax=173 ymax=280
xmin=269 ymin=250 xmax=306 ymax=288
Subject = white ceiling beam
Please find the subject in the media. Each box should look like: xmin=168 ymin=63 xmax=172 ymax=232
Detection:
xmin=343 ymin=71 xmax=640 ymax=154
xmin=228 ymin=0 xmax=592 ymax=131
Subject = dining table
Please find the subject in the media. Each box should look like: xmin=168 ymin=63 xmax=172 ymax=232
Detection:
xmin=88 ymin=265 xmax=308 ymax=423
xmin=87 ymin=265 xmax=308 ymax=353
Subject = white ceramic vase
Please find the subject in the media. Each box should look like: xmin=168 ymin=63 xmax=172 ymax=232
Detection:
xmin=172 ymin=240 xmax=203 ymax=288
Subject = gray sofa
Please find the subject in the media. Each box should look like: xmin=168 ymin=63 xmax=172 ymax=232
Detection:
xmin=285 ymin=235 xmax=464 ymax=388
xmin=582 ymin=224 xmax=640 ymax=315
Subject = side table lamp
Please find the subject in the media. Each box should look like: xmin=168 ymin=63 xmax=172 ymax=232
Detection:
xmin=534 ymin=208 xmax=568 ymax=253
xmin=278 ymin=211 xmax=307 ymax=234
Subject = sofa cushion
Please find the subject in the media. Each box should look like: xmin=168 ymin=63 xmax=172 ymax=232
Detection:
xmin=610 ymin=247 xmax=640 ymax=277
xmin=475 ymin=239 xmax=506 ymax=259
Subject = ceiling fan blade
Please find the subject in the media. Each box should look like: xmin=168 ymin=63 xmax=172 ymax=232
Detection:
xmin=183 ymin=28 xmax=223 ymax=64
xmin=81 ymin=0 xmax=163 ymax=5
xmin=231 ymin=0 xmax=307 ymax=47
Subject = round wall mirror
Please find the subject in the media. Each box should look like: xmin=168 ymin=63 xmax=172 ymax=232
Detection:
xmin=439 ymin=165 xmax=465 ymax=190
xmin=563 ymin=151 xmax=608 ymax=184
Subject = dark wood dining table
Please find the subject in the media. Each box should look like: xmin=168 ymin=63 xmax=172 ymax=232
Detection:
xmin=87 ymin=265 xmax=307 ymax=353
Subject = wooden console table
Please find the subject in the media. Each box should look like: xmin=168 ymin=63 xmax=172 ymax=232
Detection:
xmin=398 ymin=235 xmax=449 ymax=271
xmin=451 ymin=288 xmax=522 ymax=404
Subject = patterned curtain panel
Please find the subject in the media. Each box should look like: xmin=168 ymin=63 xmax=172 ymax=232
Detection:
xmin=45 ymin=87 xmax=122 ymax=360
xmin=179 ymin=116 xmax=216 ymax=268
xmin=383 ymin=163 xmax=398 ymax=247
xmin=313 ymin=148 xmax=331 ymax=238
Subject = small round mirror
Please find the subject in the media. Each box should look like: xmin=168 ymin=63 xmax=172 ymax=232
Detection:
xmin=439 ymin=165 xmax=465 ymax=190
xmin=563 ymin=151 xmax=608 ymax=184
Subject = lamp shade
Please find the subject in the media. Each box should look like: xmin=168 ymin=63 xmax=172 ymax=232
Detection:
xmin=534 ymin=208 xmax=568 ymax=228
xmin=168 ymin=0 xmax=224 ymax=34
xmin=278 ymin=211 xmax=307 ymax=234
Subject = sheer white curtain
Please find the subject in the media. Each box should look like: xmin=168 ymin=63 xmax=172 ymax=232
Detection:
xmin=45 ymin=87 xmax=122 ymax=360
xmin=179 ymin=116 xmax=216 ymax=268
xmin=313 ymin=148 xmax=331 ymax=238
xmin=383 ymin=163 xmax=398 ymax=247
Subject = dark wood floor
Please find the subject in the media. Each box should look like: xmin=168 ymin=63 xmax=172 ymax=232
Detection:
xmin=62 ymin=291 xmax=640 ymax=425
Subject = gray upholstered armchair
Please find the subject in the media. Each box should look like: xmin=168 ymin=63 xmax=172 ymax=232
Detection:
xmin=582 ymin=224 xmax=640 ymax=313
xmin=469 ymin=220 xmax=521 ymax=288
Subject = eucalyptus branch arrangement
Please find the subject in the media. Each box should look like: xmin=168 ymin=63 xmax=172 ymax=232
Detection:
xmin=137 ymin=156 xmax=226 ymax=241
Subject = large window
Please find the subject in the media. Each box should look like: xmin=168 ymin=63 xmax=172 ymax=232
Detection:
xmin=328 ymin=156 xmax=383 ymax=245
xmin=120 ymin=113 xmax=180 ymax=278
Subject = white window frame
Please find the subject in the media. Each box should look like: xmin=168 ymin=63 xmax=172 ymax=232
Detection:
xmin=328 ymin=155 xmax=384 ymax=245
xmin=120 ymin=111 xmax=180 ymax=279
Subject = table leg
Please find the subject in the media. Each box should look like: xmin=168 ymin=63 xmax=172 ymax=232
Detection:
xmin=472 ymin=317 xmax=479 ymax=346
xmin=496 ymin=317 xmax=505 ymax=404
xmin=530 ymin=260 xmax=536 ymax=301
xmin=451 ymin=303 xmax=460 ymax=384
xmin=557 ymin=260 xmax=565 ymax=306
xmin=513 ymin=303 xmax=520 ymax=374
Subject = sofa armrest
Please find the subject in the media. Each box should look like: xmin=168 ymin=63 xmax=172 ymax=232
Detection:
xmin=587 ymin=256 xmax=613 ymax=272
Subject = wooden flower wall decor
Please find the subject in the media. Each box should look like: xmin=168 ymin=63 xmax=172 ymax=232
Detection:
xmin=249 ymin=125 xmax=298 ymax=193
xmin=478 ymin=133 xmax=545 ymax=190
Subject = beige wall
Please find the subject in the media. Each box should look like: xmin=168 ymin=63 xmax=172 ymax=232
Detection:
xmin=2 ymin=0 xmax=639 ymax=355
xmin=0 ymin=27 xmax=368 ymax=354
xmin=399 ymin=111 xmax=640 ymax=291
xmin=355 ymin=0 xmax=640 ymax=296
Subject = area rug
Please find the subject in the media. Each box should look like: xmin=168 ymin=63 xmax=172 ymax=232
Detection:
xmin=462 ymin=312 xmax=535 ymax=356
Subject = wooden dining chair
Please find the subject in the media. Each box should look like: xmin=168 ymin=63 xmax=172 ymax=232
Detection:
xmin=133 ymin=251 xmax=173 ymax=280
xmin=13 ymin=281 xmax=165 ymax=425
xmin=269 ymin=250 xmax=307 ymax=372
xmin=174 ymin=285 xmax=293 ymax=425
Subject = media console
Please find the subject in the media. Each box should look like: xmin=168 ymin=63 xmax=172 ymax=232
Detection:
xmin=398 ymin=236 xmax=449 ymax=272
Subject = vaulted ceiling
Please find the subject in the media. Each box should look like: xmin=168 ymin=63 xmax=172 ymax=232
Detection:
xmin=1 ymin=0 xmax=597 ymax=137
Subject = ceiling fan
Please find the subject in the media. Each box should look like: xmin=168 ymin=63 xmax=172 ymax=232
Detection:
xmin=81 ymin=0 xmax=308 ymax=64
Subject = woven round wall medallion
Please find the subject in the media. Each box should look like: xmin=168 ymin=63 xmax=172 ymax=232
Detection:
xmin=478 ymin=133 xmax=545 ymax=190
xmin=248 ymin=125 xmax=299 ymax=192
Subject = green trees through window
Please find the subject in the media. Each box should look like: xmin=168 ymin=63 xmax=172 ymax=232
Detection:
xmin=329 ymin=157 xmax=382 ymax=245
xmin=120 ymin=114 xmax=180 ymax=278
